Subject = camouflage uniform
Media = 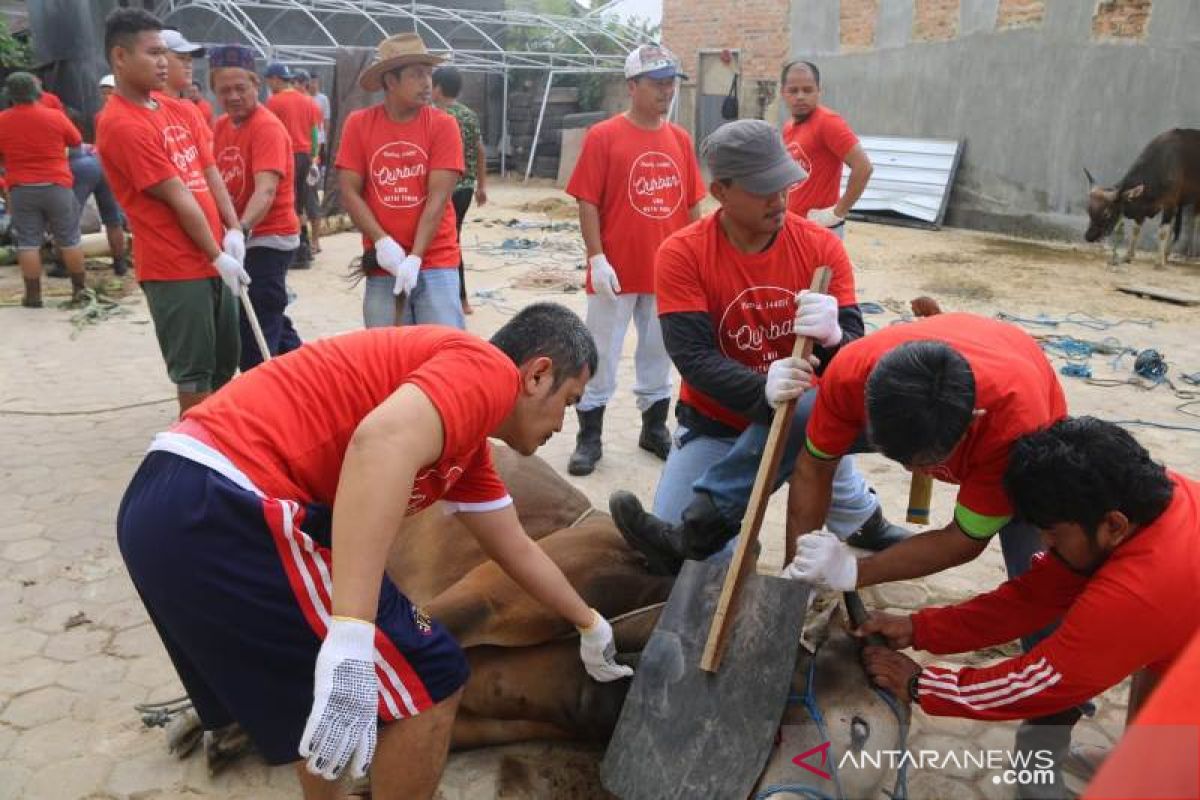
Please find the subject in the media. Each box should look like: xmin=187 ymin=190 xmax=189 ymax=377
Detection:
xmin=443 ymin=101 xmax=481 ymax=192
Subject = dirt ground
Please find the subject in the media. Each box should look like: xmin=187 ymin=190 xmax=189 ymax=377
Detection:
xmin=0 ymin=178 xmax=1197 ymax=799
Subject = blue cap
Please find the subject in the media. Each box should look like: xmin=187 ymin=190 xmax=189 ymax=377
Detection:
xmin=264 ymin=62 xmax=292 ymax=80
xmin=209 ymin=44 xmax=256 ymax=72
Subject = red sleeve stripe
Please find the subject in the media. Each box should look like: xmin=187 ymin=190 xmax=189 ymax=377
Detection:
xmin=919 ymin=659 xmax=1063 ymax=711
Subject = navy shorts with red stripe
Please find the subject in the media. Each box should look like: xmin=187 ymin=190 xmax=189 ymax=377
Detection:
xmin=116 ymin=451 xmax=469 ymax=765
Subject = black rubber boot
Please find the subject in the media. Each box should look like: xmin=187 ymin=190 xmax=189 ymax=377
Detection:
xmin=568 ymin=406 xmax=604 ymax=476
xmin=21 ymin=278 xmax=42 ymax=308
xmin=609 ymin=491 xmax=738 ymax=576
xmin=845 ymin=505 xmax=913 ymax=551
xmin=111 ymin=256 xmax=129 ymax=277
xmin=638 ymin=398 xmax=671 ymax=460
xmin=609 ymin=490 xmax=686 ymax=575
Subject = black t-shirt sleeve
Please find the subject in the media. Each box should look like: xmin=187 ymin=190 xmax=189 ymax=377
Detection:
xmin=812 ymin=303 xmax=865 ymax=372
xmin=661 ymin=311 xmax=774 ymax=425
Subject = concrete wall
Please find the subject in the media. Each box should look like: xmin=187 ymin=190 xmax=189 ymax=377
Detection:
xmin=788 ymin=0 xmax=1200 ymax=238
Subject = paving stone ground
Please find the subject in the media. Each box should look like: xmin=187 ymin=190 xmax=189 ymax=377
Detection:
xmin=2 ymin=180 xmax=1196 ymax=799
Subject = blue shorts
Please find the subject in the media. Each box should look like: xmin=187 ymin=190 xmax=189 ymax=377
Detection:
xmin=116 ymin=451 xmax=469 ymax=765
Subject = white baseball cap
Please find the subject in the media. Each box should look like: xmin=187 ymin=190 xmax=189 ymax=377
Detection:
xmin=162 ymin=29 xmax=206 ymax=57
xmin=99 ymin=74 xmax=115 ymax=89
xmin=624 ymin=44 xmax=686 ymax=80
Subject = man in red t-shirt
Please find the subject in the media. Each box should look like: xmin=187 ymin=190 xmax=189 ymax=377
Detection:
xmin=187 ymin=80 xmax=215 ymax=127
xmin=265 ymin=62 xmax=323 ymax=268
xmin=116 ymin=304 xmax=631 ymax=799
xmin=336 ymin=33 xmax=465 ymax=329
xmin=563 ymin=44 xmax=705 ymax=477
xmin=855 ymin=417 xmax=1199 ymax=791
xmin=609 ymin=119 xmax=902 ymax=576
xmin=0 ymin=71 xmax=88 ymax=307
xmin=97 ymin=9 xmax=249 ymax=415
xmin=210 ymin=44 xmax=304 ymax=371
xmin=780 ymin=61 xmax=873 ymax=238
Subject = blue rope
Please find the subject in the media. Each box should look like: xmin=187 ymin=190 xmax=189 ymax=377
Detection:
xmin=859 ymin=302 xmax=886 ymax=315
xmin=800 ymin=653 xmax=848 ymax=800
xmin=1133 ymin=349 xmax=1169 ymax=383
xmin=996 ymin=311 xmax=1154 ymax=331
xmin=1107 ymin=418 xmax=1200 ymax=434
xmin=1060 ymin=363 xmax=1092 ymax=379
xmin=755 ymin=786 xmax=838 ymax=799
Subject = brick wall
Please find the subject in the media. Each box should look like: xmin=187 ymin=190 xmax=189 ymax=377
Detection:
xmin=661 ymin=0 xmax=790 ymax=88
xmin=996 ymin=0 xmax=1046 ymax=30
xmin=1092 ymin=0 xmax=1153 ymax=40
xmin=840 ymin=0 xmax=879 ymax=51
xmin=911 ymin=0 xmax=960 ymax=42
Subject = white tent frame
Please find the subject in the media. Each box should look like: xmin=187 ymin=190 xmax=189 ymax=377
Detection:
xmin=155 ymin=1 xmax=653 ymax=177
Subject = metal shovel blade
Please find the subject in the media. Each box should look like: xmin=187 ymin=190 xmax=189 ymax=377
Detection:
xmin=600 ymin=559 xmax=810 ymax=800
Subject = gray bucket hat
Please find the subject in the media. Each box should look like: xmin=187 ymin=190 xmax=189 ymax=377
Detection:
xmin=701 ymin=119 xmax=808 ymax=195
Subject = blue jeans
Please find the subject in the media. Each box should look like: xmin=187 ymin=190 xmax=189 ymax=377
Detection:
xmin=654 ymin=388 xmax=877 ymax=534
xmin=239 ymin=246 xmax=302 ymax=372
xmin=70 ymin=152 xmax=124 ymax=227
xmin=363 ymin=269 xmax=465 ymax=329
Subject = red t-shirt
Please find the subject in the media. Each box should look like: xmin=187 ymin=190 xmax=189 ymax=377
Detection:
xmin=335 ymin=104 xmax=463 ymax=273
xmin=0 ymin=103 xmax=81 ymax=187
xmin=805 ymin=313 xmax=1067 ymax=536
xmin=96 ymin=93 xmax=221 ymax=282
xmin=214 ymin=105 xmax=299 ymax=238
xmin=194 ymin=97 xmax=214 ymax=128
xmin=656 ymin=211 xmax=857 ymax=432
xmin=566 ymin=115 xmax=705 ymax=295
xmin=265 ymin=89 xmax=321 ymax=154
xmin=912 ymin=472 xmax=1200 ymax=722
xmin=184 ymin=327 xmax=516 ymax=512
xmin=39 ymin=91 xmax=65 ymax=112
xmin=783 ymin=106 xmax=859 ymax=217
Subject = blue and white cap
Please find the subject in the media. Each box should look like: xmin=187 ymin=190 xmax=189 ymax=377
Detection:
xmin=624 ymin=44 xmax=686 ymax=80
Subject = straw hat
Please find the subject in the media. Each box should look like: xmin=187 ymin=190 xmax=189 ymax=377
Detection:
xmin=359 ymin=33 xmax=445 ymax=92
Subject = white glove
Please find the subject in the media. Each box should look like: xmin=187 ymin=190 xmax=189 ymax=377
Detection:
xmin=392 ymin=254 xmax=421 ymax=296
xmin=222 ymin=228 xmax=246 ymax=263
xmin=764 ymin=356 xmax=814 ymax=408
xmin=794 ymin=290 xmax=843 ymax=348
xmin=299 ymin=617 xmax=378 ymax=780
xmin=213 ymin=252 xmax=250 ymax=293
xmin=306 ymin=162 xmax=322 ymax=187
xmin=782 ymin=530 xmax=858 ymax=591
xmin=807 ymin=206 xmax=845 ymax=228
xmin=588 ymin=254 xmax=621 ymax=300
xmin=374 ymin=235 xmax=406 ymax=276
xmin=578 ymin=609 xmax=634 ymax=682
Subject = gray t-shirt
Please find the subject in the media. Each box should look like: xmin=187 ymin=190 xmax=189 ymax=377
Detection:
xmin=314 ymin=92 xmax=331 ymax=143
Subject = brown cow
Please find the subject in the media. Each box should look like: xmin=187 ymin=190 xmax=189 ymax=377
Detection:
xmin=1085 ymin=129 xmax=1200 ymax=267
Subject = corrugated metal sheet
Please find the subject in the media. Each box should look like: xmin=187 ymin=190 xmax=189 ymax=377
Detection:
xmin=840 ymin=136 xmax=964 ymax=228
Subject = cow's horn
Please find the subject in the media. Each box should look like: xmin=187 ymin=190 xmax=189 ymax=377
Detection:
xmin=1083 ymin=167 xmax=1096 ymax=187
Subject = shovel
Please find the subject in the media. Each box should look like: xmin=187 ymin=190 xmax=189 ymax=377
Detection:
xmin=239 ymin=286 xmax=272 ymax=363
xmin=600 ymin=268 xmax=831 ymax=800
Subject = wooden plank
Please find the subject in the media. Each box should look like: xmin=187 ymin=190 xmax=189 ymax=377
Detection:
xmin=1115 ymin=284 xmax=1200 ymax=306
xmin=600 ymin=561 xmax=810 ymax=800
xmin=700 ymin=267 xmax=831 ymax=673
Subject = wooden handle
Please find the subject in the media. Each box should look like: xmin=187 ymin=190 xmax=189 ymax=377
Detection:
xmin=239 ymin=286 xmax=271 ymax=363
xmin=700 ymin=267 xmax=832 ymax=673
xmin=906 ymin=473 xmax=933 ymax=525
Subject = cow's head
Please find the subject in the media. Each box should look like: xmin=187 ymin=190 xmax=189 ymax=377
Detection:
xmin=1083 ymin=168 xmax=1145 ymax=242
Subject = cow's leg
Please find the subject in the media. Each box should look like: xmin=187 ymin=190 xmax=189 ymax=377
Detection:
xmin=1124 ymin=219 xmax=1142 ymax=263
xmin=1157 ymin=210 xmax=1175 ymax=268
xmin=1109 ymin=219 xmax=1124 ymax=266
xmin=451 ymin=713 xmax=573 ymax=751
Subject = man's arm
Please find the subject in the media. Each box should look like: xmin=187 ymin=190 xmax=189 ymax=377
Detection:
xmin=834 ymin=143 xmax=872 ymax=219
xmin=688 ymin=202 xmax=701 ymax=222
xmin=329 ymin=384 xmax=445 ymax=621
xmin=204 ymin=165 xmax=241 ymax=231
xmin=456 ymin=506 xmax=593 ymax=628
xmin=338 ymin=168 xmax=388 ymax=244
xmin=855 ymin=522 xmax=988 ymax=588
xmin=661 ymin=311 xmax=774 ymax=424
xmin=144 ymin=176 xmax=222 ymax=260
xmin=409 ymin=169 xmax=458 ymax=259
xmin=578 ymin=199 xmax=603 ymax=258
xmin=474 ymin=138 xmax=488 ymax=205
xmin=785 ymin=448 xmax=840 ymax=560
xmin=240 ymin=170 xmax=281 ymax=231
